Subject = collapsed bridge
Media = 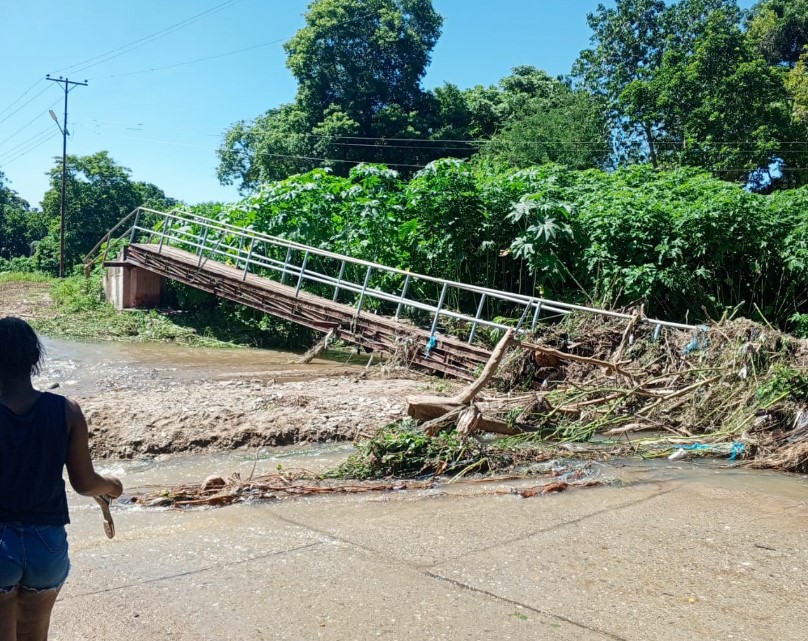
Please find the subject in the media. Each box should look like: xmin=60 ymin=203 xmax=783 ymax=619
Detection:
xmin=85 ymin=207 xmax=697 ymax=379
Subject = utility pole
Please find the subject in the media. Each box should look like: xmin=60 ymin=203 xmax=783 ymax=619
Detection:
xmin=46 ymin=75 xmax=87 ymax=278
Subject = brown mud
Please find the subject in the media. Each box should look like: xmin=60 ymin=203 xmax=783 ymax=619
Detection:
xmin=0 ymin=280 xmax=53 ymax=319
xmin=80 ymin=375 xmax=431 ymax=458
xmin=2 ymin=280 xmax=441 ymax=459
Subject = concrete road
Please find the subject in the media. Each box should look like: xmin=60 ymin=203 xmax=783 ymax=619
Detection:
xmin=51 ymin=466 xmax=808 ymax=641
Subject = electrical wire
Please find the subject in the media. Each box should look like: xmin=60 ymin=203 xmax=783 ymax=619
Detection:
xmin=257 ymin=151 xmax=430 ymax=169
xmin=86 ymin=10 xmax=376 ymax=81
xmin=67 ymin=121 xmax=808 ymax=155
xmin=50 ymin=0 xmax=246 ymax=76
xmin=0 ymin=127 xmax=54 ymax=160
xmin=0 ymin=85 xmax=55 ymax=126
xmin=89 ymin=38 xmax=284 ymax=81
xmin=0 ymin=78 xmax=46 ymax=120
xmin=0 ymin=131 xmax=60 ymax=167
xmin=0 ymin=132 xmax=57 ymax=165
xmin=72 ymin=129 xmax=808 ymax=174
xmin=0 ymin=97 xmax=63 ymax=151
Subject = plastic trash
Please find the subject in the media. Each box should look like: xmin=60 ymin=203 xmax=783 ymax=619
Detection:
xmin=668 ymin=448 xmax=687 ymax=461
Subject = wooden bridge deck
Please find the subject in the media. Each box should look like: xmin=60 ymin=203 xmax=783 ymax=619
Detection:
xmin=119 ymin=243 xmax=492 ymax=379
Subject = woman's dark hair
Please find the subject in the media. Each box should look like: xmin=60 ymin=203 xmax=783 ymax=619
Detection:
xmin=0 ymin=316 xmax=44 ymax=378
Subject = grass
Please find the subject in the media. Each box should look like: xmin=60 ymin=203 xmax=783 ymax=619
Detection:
xmin=21 ymin=274 xmax=243 ymax=348
xmin=1 ymin=270 xmax=317 ymax=350
xmin=325 ymin=419 xmax=503 ymax=480
xmin=0 ymin=271 xmax=52 ymax=284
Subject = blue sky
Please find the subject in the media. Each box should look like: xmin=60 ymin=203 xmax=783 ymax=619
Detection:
xmin=0 ymin=0 xmax=755 ymax=209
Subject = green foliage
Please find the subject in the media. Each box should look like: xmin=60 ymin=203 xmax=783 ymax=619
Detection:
xmin=788 ymin=313 xmax=808 ymax=338
xmin=0 ymin=270 xmax=50 ymax=284
xmin=0 ymin=256 xmax=37 ymax=274
xmin=49 ymin=274 xmax=106 ymax=312
xmin=284 ymin=0 xmax=442 ymax=120
xmin=33 ymin=275 xmax=246 ymax=347
xmin=0 ymin=171 xmax=47 ymax=260
xmin=327 ymin=419 xmax=495 ymax=479
xmin=573 ymin=0 xmax=667 ymax=164
xmin=34 ymin=152 xmax=176 ymax=275
xmin=574 ymin=0 xmax=806 ymax=188
xmin=216 ymin=0 xmax=610 ymax=191
xmin=480 ymin=86 xmax=611 ymax=171
xmin=786 ymin=50 xmax=808 ymax=124
xmin=755 ymin=364 xmax=808 ymax=405
xmin=747 ymin=0 xmax=808 ymax=67
xmin=202 ymin=159 xmax=808 ymax=330
xmin=218 ymin=0 xmax=444 ymax=189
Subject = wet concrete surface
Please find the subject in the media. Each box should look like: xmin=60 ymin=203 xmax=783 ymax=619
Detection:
xmin=51 ymin=458 xmax=808 ymax=641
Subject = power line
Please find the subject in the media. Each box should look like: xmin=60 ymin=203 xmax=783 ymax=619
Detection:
xmin=87 ymin=10 xmax=376 ymax=81
xmin=329 ymin=134 xmax=808 ymax=147
xmin=0 ymin=127 xmax=53 ymax=161
xmin=0 ymin=97 xmax=63 ymax=151
xmin=0 ymin=84 xmax=55 ymax=126
xmin=51 ymin=0 xmax=245 ymax=76
xmin=0 ymin=78 xmax=45 ymax=119
xmin=88 ymin=130 xmax=808 ymax=173
xmin=89 ymin=38 xmax=285 ymax=81
xmin=69 ymin=124 xmax=808 ymax=158
xmin=256 ymin=152 xmax=428 ymax=170
xmin=0 ymin=131 xmax=60 ymax=167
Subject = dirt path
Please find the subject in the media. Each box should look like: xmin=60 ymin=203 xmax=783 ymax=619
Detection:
xmin=0 ymin=280 xmax=54 ymax=319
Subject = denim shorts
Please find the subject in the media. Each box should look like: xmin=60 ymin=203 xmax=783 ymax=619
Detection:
xmin=0 ymin=522 xmax=70 ymax=592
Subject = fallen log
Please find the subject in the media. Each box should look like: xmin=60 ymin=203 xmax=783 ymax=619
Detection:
xmin=519 ymin=341 xmax=635 ymax=379
xmin=451 ymin=329 xmax=514 ymax=404
xmin=407 ymin=330 xmax=519 ymax=436
xmin=411 ymin=398 xmax=519 ymax=436
xmin=296 ymin=328 xmax=335 ymax=364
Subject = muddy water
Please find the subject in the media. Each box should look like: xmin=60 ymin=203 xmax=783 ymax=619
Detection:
xmin=76 ymin=444 xmax=808 ymax=513
xmin=92 ymin=443 xmax=355 ymax=493
xmin=37 ymin=337 xmax=360 ymax=396
xmin=38 ymin=338 xmax=808 ymax=504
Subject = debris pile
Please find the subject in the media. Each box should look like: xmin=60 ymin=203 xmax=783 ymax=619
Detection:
xmin=129 ymin=470 xmax=433 ymax=508
xmin=404 ymin=310 xmax=808 ymax=473
xmin=130 ymin=309 xmax=808 ymax=509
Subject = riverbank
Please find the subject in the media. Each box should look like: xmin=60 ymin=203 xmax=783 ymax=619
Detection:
xmin=7 ymin=276 xmax=808 ymax=472
xmin=37 ymin=333 xmax=435 ymax=458
xmin=0 ymin=277 xmax=436 ymax=457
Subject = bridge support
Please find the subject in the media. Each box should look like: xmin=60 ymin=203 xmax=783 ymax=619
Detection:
xmin=103 ymin=257 xmax=164 ymax=310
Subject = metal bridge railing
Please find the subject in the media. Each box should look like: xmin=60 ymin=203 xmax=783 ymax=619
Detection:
xmin=85 ymin=207 xmax=700 ymax=343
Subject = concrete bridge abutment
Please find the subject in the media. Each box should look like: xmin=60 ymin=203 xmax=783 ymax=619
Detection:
xmin=103 ymin=262 xmax=164 ymax=310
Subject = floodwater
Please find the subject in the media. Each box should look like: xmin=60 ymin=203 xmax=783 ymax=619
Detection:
xmin=41 ymin=336 xmax=808 ymax=500
xmin=37 ymin=336 xmax=361 ymax=396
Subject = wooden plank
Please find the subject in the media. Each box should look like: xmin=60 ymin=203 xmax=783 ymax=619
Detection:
xmin=122 ymin=244 xmax=492 ymax=379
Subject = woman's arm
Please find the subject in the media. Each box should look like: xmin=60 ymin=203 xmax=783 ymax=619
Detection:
xmin=65 ymin=398 xmax=123 ymax=498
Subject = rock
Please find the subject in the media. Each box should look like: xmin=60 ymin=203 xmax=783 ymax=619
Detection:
xmin=202 ymin=475 xmax=226 ymax=491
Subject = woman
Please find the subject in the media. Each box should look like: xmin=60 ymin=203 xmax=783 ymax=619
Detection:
xmin=0 ymin=316 xmax=122 ymax=641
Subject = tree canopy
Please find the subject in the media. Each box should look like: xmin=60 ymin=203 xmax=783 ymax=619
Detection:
xmin=32 ymin=152 xmax=176 ymax=274
xmin=216 ymin=2 xmax=612 ymax=192
xmin=0 ymin=171 xmax=46 ymax=260
xmin=574 ymin=0 xmax=807 ymax=189
xmin=747 ymin=0 xmax=808 ymax=67
xmin=217 ymin=0 xmax=444 ymax=190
